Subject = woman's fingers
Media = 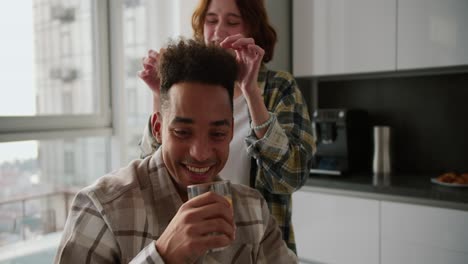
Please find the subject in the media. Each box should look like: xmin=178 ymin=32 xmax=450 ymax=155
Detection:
xmin=230 ymin=38 xmax=255 ymax=49
xmin=219 ymin=35 xmax=264 ymax=62
xmin=137 ymin=69 xmax=150 ymax=78
xmin=220 ymin=34 xmax=255 ymax=50
xmin=236 ymin=44 xmax=264 ymax=62
xmin=247 ymin=44 xmax=265 ymax=59
xmin=148 ymin=49 xmax=158 ymax=58
xmin=142 ymin=49 xmax=160 ymax=69
xmin=142 ymin=57 xmax=156 ymax=69
xmin=137 ymin=49 xmax=162 ymax=93
xmin=219 ymin=34 xmax=243 ymax=47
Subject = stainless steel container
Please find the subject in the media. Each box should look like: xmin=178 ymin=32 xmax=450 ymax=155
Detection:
xmin=373 ymin=126 xmax=391 ymax=185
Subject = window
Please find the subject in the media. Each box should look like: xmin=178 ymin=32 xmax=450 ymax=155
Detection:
xmin=0 ymin=0 xmax=111 ymax=257
xmin=111 ymin=0 xmax=197 ymax=163
xmin=63 ymin=150 xmax=75 ymax=176
xmin=0 ymin=0 xmax=108 ymax=118
xmin=0 ymin=0 xmax=198 ymax=261
xmin=0 ymin=138 xmax=108 ymax=247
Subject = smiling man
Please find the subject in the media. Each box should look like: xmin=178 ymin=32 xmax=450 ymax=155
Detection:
xmin=54 ymin=39 xmax=297 ymax=264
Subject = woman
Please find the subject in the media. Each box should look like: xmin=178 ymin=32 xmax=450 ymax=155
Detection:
xmin=138 ymin=0 xmax=315 ymax=253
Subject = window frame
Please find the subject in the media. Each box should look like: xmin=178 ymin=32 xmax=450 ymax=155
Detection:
xmin=0 ymin=0 xmax=112 ymax=143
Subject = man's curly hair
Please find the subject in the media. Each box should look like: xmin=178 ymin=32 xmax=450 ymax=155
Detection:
xmin=158 ymin=39 xmax=238 ymax=110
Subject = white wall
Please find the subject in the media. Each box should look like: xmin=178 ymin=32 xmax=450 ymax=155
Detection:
xmin=266 ymin=0 xmax=292 ymax=72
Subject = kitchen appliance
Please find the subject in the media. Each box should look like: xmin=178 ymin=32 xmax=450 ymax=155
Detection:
xmin=310 ymin=109 xmax=371 ymax=175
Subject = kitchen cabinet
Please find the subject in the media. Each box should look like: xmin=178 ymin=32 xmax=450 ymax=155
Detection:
xmin=293 ymin=190 xmax=468 ymax=263
xmin=293 ymin=0 xmax=396 ymax=76
xmin=292 ymin=191 xmax=380 ymax=264
xmin=293 ymin=0 xmax=468 ymax=76
xmin=381 ymin=201 xmax=468 ymax=264
xmin=397 ymin=0 xmax=468 ymax=70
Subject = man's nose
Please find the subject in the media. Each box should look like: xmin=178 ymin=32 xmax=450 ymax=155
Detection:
xmin=190 ymin=138 xmax=213 ymax=162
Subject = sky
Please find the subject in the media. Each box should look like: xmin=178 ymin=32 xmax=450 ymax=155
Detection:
xmin=0 ymin=1 xmax=35 ymax=116
xmin=0 ymin=141 xmax=37 ymax=163
xmin=0 ymin=1 xmax=37 ymax=162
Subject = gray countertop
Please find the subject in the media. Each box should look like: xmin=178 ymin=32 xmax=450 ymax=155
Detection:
xmin=302 ymin=173 xmax=468 ymax=211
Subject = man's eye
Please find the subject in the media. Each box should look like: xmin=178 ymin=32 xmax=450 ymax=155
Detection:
xmin=173 ymin=130 xmax=190 ymax=138
xmin=211 ymin=132 xmax=227 ymax=140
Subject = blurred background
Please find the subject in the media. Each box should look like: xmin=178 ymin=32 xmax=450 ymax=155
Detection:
xmin=0 ymin=0 xmax=196 ymax=262
xmin=0 ymin=0 xmax=291 ymax=262
xmin=1 ymin=0 xmax=468 ymax=263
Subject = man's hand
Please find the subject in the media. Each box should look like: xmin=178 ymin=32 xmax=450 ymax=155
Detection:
xmin=155 ymin=192 xmax=235 ymax=263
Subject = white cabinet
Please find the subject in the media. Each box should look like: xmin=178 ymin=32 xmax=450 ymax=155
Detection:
xmin=397 ymin=0 xmax=468 ymax=70
xmin=293 ymin=0 xmax=468 ymax=76
xmin=292 ymin=191 xmax=380 ymax=264
xmin=381 ymin=201 xmax=468 ymax=264
xmin=293 ymin=0 xmax=396 ymax=76
xmin=293 ymin=191 xmax=468 ymax=263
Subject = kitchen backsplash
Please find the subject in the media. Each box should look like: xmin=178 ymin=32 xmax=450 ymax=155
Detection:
xmin=298 ymin=71 xmax=468 ymax=173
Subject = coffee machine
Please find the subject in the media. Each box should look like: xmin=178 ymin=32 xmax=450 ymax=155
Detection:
xmin=310 ymin=109 xmax=371 ymax=175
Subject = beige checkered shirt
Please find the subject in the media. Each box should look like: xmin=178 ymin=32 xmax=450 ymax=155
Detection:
xmin=54 ymin=149 xmax=297 ymax=263
xmin=140 ymin=65 xmax=316 ymax=253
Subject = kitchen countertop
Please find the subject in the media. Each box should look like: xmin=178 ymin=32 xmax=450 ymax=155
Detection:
xmin=302 ymin=172 xmax=468 ymax=211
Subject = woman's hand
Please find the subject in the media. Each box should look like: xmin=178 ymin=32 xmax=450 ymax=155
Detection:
xmin=221 ymin=34 xmax=270 ymax=137
xmin=138 ymin=49 xmax=164 ymax=112
xmin=220 ymin=34 xmax=265 ymax=97
xmin=138 ymin=49 xmax=162 ymax=94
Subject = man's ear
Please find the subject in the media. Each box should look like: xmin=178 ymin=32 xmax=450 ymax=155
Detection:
xmin=151 ymin=112 xmax=163 ymax=144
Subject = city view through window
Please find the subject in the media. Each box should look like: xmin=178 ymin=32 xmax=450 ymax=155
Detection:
xmin=1 ymin=1 xmax=196 ymax=261
xmin=0 ymin=1 xmax=156 ymax=260
xmin=0 ymin=0 xmax=108 ymax=253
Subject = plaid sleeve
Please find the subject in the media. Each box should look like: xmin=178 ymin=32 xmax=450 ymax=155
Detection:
xmin=54 ymin=192 xmax=121 ymax=264
xmin=256 ymin=196 xmax=299 ymax=263
xmin=54 ymin=191 xmax=165 ymax=264
xmin=129 ymin=242 xmax=165 ymax=264
xmin=246 ymin=71 xmax=316 ymax=194
xmin=139 ymin=115 xmax=161 ymax=159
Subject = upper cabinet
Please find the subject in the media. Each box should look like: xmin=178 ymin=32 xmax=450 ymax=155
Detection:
xmin=293 ymin=0 xmax=397 ymax=77
xmin=397 ymin=0 xmax=468 ymax=70
xmin=293 ymin=0 xmax=468 ymax=77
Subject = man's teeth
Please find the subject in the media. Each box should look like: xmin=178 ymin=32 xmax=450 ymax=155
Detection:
xmin=187 ymin=165 xmax=210 ymax=173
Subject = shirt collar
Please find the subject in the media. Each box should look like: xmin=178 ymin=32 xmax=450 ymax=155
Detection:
xmin=150 ymin=148 xmax=224 ymax=205
xmin=150 ymin=148 xmax=184 ymax=210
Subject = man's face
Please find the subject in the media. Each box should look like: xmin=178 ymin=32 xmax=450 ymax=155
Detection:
xmin=155 ymin=82 xmax=233 ymax=198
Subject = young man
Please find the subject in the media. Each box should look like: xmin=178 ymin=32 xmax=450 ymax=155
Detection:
xmin=54 ymin=39 xmax=297 ymax=263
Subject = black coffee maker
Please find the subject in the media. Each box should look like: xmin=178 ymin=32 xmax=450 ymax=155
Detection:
xmin=310 ymin=109 xmax=371 ymax=175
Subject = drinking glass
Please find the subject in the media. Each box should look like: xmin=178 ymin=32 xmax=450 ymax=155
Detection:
xmin=187 ymin=180 xmax=233 ymax=251
xmin=187 ymin=180 xmax=232 ymax=205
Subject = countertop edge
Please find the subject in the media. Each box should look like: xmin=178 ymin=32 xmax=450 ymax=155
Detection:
xmin=299 ymin=184 xmax=468 ymax=212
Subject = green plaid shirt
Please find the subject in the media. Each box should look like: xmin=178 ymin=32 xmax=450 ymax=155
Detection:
xmin=139 ymin=65 xmax=315 ymax=253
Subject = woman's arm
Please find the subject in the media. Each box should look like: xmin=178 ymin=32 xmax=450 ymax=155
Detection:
xmin=139 ymin=114 xmax=161 ymax=158
xmin=246 ymin=71 xmax=316 ymax=194
xmin=137 ymin=49 xmax=162 ymax=113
